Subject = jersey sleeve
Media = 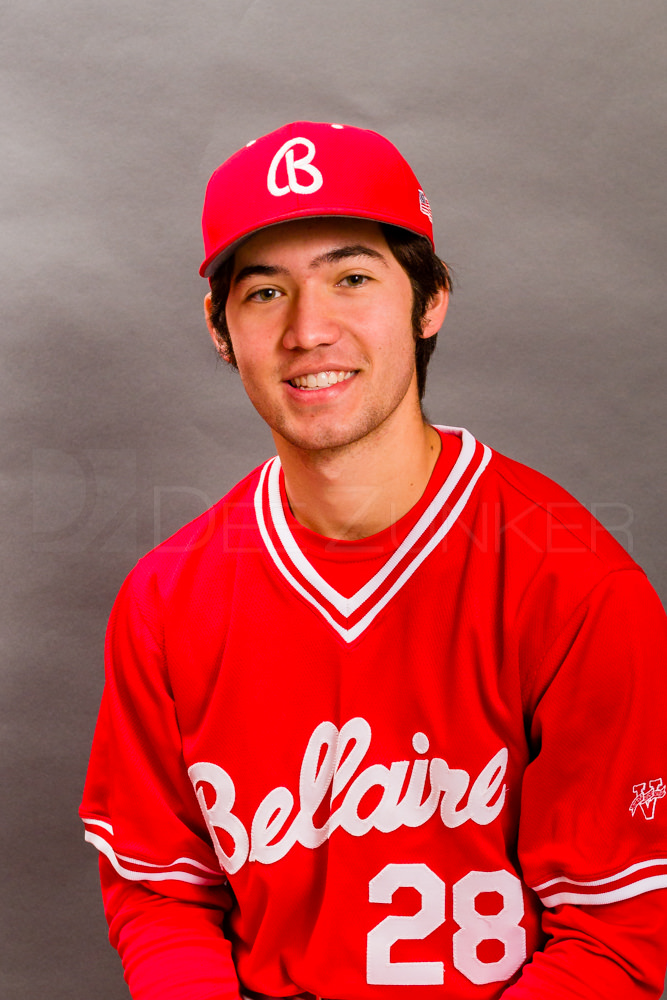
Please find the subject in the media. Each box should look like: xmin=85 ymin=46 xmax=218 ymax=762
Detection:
xmin=518 ymin=567 xmax=667 ymax=908
xmin=80 ymin=563 xmax=240 ymax=998
xmin=80 ymin=564 xmax=227 ymax=896
xmin=502 ymin=892 xmax=667 ymax=998
xmin=99 ymin=856 xmax=241 ymax=1000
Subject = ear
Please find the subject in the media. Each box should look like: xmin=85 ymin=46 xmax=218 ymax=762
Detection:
xmin=204 ymin=292 xmax=231 ymax=361
xmin=420 ymin=288 xmax=449 ymax=340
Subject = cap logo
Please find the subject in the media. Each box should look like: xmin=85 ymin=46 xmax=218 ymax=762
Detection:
xmin=267 ymin=137 xmax=323 ymax=197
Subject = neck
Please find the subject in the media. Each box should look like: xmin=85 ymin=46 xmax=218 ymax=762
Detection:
xmin=274 ymin=415 xmax=442 ymax=540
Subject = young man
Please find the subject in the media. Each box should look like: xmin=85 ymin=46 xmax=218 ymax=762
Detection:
xmin=81 ymin=122 xmax=667 ymax=999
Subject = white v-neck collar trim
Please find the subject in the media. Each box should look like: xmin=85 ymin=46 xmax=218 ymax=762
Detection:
xmin=253 ymin=426 xmax=491 ymax=643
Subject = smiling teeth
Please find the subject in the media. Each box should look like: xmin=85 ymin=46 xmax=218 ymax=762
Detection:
xmin=291 ymin=370 xmax=355 ymax=389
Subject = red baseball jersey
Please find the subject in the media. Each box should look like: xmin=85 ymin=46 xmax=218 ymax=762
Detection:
xmin=80 ymin=427 xmax=667 ymax=999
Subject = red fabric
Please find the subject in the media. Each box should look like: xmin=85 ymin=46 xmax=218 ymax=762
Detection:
xmin=101 ymin=856 xmax=240 ymax=1000
xmin=101 ymin=857 xmax=667 ymax=1000
xmin=81 ymin=428 xmax=667 ymax=998
xmin=200 ymin=121 xmax=434 ymax=277
xmin=503 ymin=894 xmax=667 ymax=998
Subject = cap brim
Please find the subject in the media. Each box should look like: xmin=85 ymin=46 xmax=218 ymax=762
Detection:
xmin=200 ymin=211 xmax=432 ymax=278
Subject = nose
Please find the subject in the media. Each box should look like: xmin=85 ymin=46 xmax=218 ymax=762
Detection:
xmin=281 ymin=285 xmax=341 ymax=351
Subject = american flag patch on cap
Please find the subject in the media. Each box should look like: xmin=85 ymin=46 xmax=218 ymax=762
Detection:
xmin=418 ymin=189 xmax=432 ymax=222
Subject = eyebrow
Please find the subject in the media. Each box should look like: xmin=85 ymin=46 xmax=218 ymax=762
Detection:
xmin=232 ymin=263 xmax=288 ymax=286
xmin=309 ymin=244 xmax=389 ymax=268
xmin=232 ymin=243 xmax=389 ymax=286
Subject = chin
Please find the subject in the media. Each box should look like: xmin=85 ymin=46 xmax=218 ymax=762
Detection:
xmin=274 ymin=411 xmax=391 ymax=456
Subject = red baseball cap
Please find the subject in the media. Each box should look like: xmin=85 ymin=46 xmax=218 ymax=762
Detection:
xmin=200 ymin=121 xmax=434 ymax=277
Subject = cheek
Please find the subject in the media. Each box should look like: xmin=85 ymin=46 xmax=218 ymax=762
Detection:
xmin=352 ymin=297 xmax=413 ymax=345
xmin=379 ymin=316 xmax=419 ymax=362
xmin=234 ymin=353 xmax=263 ymax=392
xmin=232 ymin=342 xmax=279 ymax=406
xmin=224 ymin=322 xmax=262 ymax=378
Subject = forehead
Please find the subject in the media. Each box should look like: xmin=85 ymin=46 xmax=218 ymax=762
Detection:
xmin=232 ymin=217 xmax=389 ymax=269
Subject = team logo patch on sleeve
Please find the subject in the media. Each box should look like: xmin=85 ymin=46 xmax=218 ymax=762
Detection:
xmin=630 ymin=779 xmax=666 ymax=820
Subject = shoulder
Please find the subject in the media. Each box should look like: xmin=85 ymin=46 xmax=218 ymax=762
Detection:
xmin=481 ymin=444 xmax=638 ymax=576
xmin=462 ymin=439 xmax=655 ymax=667
xmin=459 ymin=443 xmax=667 ymax=716
xmin=117 ymin=459 xmax=271 ymax=612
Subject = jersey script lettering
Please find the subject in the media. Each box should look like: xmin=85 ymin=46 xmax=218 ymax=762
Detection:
xmin=188 ymin=717 xmax=508 ymax=874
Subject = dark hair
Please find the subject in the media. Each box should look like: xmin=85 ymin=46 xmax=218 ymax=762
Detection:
xmin=207 ymin=222 xmax=452 ymax=401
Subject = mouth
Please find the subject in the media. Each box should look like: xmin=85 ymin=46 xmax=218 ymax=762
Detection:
xmin=288 ymin=370 xmax=357 ymax=391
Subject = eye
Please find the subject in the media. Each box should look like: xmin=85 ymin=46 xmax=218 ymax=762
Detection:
xmin=338 ymin=273 xmax=369 ymax=288
xmin=248 ymin=287 xmax=282 ymax=302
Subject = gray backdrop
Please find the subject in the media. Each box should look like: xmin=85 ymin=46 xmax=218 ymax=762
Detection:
xmin=2 ymin=2 xmax=665 ymax=997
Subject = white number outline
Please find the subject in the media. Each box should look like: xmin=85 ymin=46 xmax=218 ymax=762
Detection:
xmin=367 ymin=863 xmax=445 ymax=985
xmin=453 ymin=870 xmax=527 ymax=985
xmin=367 ymin=864 xmax=526 ymax=986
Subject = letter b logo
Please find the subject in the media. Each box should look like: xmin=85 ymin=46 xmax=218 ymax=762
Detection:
xmin=267 ymin=138 xmax=323 ymax=196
